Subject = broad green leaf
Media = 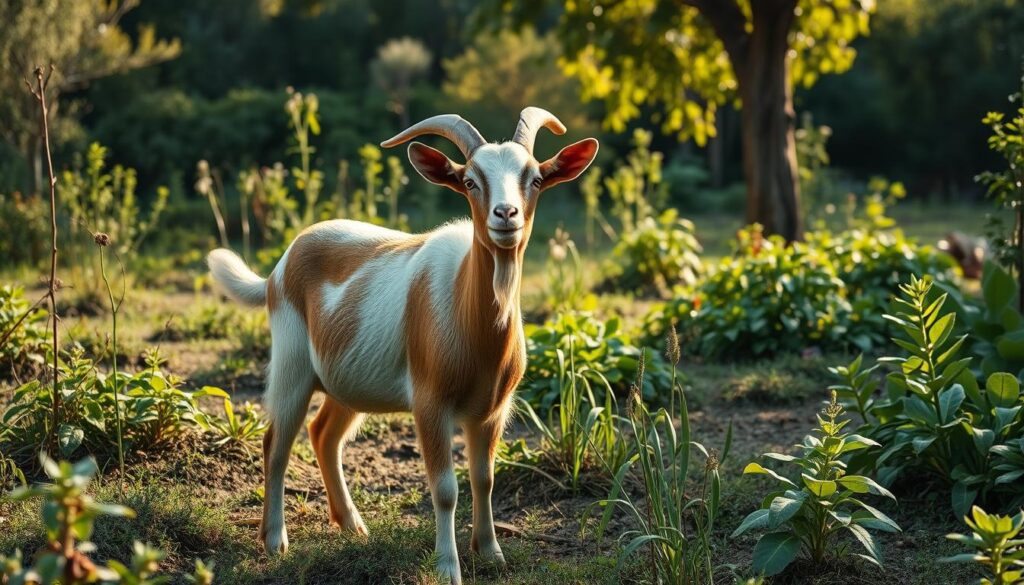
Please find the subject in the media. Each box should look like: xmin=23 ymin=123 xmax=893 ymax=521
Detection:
xmin=768 ymin=495 xmax=805 ymax=529
xmin=752 ymin=531 xmax=801 ymax=577
xmin=731 ymin=509 xmax=769 ymax=537
xmin=802 ymin=474 xmax=837 ymax=497
xmin=939 ymin=385 xmax=966 ymax=424
xmin=987 ymin=372 xmax=1020 ymax=408
xmin=838 ymin=475 xmax=896 ymax=500
xmin=951 ymin=481 xmax=978 ymax=520
xmin=983 ymin=261 xmax=1017 ymax=313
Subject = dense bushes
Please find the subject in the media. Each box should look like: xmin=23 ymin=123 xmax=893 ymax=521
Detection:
xmin=0 ymin=349 xmax=237 ymax=464
xmin=832 ymin=276 xmax=1024 ymax=518
xmin=0 ymin=285 xmax=49 ymax=378
xmin=643 ymin=219 xmax=960 ymax=359
xmin=520 ymin=311 xmax=672 ymax=410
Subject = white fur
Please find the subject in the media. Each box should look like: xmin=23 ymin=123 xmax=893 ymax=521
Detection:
xmin=207 ymin=248 xmax=266 ymax=306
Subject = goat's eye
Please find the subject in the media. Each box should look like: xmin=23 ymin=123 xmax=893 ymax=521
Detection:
xmin=463 ymin=178 xmax=476 ymax=191
xmin=532 ymin=177 xmax=543 ymax=189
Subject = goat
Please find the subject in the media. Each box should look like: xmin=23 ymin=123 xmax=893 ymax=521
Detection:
xmin=207 ymin=107 xmax=598 ymax=584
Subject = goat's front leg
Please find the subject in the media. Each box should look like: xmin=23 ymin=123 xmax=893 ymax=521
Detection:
xmin=464 ymin=418 xmax=505 ymax=566
xmin=415 ymin=407 xmax=462 ymax=585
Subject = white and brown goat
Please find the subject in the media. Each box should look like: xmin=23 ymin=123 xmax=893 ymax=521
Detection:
xmin=207 ymin=107 xmax=598 ymax=583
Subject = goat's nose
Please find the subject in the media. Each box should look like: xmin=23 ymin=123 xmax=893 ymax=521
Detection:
xmin=493 ymin=204 xmax=519 ymax=221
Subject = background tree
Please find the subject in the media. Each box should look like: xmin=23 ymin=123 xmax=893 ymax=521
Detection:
xmin=486 ymin=0 xmax=873 ymax=240
xmin=371 ymin=37 xmax=433 ymax=128
xmin=0 ymin=0 xmax=179 ymax=192
xmin=442 ymin=27 xmax=596 ymax=145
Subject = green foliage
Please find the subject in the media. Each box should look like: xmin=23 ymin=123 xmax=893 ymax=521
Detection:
xmin=966 ymin=262 xmax=1024 ymax=379
xmin=735 ymin=392 xmax=897 ymax=576
xmin=0 ymin=454 xmax=212 ymax=585
xmin=643 ymin=190 xmax=959 ymax=359
xmin=978 ymin=60 xmax=1024 ymax=285
xmin=594 ymin=130 xmax=703 ymax=295
xmin=654 ymin=225 xmax=851 ymax=359
xmin=492 ymin=0 xmax=871 ymax=143
xmin=0 ymin=0 xmax=180 ymax=191
xmin=165 ymin=304 xmax=247 ymax=342
xmin=0 ymin=349 xmax=224 ymax=464
xmin=200 ymin=398 xmax=269 ymax=449
xmin=605 ymin=209 xmax=703 ymax=297
xmin=544 ymin=228 xmax=588 ymax=314
xmin=809 ymin=228 xmax=959 ymax=351
xmin=0 ymin=285 xmax=49 ymax=377
xmin=521 ymin=311 xmax=672 ymax=411
xmin=944 ymin=505 xmax=1024 ymax=585
xmin=592 ymin=345 xmax=730 ymax=584
xmin=502 ymin=345 xmax=628 ymax=494
xmin=60 ymin=143 xmax=169 ymax=259
xmin=442 ymin=26 xmax=593 ymax=144
xmin=835 ymin=276 xmax=1024 ymax=518
xmin=0 ymin=192 xmax=48 ymax=266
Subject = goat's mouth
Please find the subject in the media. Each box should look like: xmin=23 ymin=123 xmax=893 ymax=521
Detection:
xmin=487 ymin=226 xmax=523 ymax=248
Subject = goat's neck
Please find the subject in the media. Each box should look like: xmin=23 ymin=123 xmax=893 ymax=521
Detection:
xmin=456 ymin=238 xmax=523 ymax=341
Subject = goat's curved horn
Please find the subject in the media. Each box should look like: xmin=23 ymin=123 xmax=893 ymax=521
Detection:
xmin=380 ymin=114 xmax=486 ymax=160
xmin=512 ymin=107 xmax=567 ymax=155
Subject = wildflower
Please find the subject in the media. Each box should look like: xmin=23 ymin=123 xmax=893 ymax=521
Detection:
xmin=93 ymin=232 xmax=110 ymax=247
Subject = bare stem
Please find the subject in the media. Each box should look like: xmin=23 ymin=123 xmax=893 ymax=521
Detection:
xmin=32 ymin=65 xmax=60 ymax=450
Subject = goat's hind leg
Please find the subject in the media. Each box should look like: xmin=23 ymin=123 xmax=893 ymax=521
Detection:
xmin=260 ymin=310 xmax=315 ymax=556
xmin=309 ymin=396 xmax=367 ymax=535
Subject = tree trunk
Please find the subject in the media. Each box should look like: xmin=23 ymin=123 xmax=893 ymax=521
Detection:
xmin=735 ymin=1 xmax=802 ymax=241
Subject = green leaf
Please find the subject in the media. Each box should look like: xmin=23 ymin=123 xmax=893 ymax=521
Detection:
xmin=838 ymin=475 xmax=896 ymax=500
xmin=997 ymin=330 xmax=1024 ymax=361
xmin=752 ymin=531 xmax=802 ymax=577
xmin=768 ymin=495 xmax=805 ymax=529
xmin=731 ymin=509 xmax=770 ymax=537
xmin=987 ymin=372 xmax=1021 ymax=408
xmin=744 ymin=462 xmax=796 ymax=488
xmin=802 ymin=474 xmax=837 ymax=497
xmin=983 ymin=260 xmax=1017 ymax=313
xmin=929 ymin=313 xmax=956 ymax=349
xmin=848 ymin=523 xmax=884 ymax=566
xmin=951 ymin=481 xmax=978 ymax=520
xmin=939 ymin=385 xmax=966 ymax=424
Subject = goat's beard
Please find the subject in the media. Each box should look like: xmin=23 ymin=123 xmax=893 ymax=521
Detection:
xmin=492 ymin=249 xmax=521 ymax=328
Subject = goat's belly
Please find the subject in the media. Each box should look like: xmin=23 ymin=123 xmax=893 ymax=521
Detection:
xmin=316 ymin=341 xmax=412 ymax=412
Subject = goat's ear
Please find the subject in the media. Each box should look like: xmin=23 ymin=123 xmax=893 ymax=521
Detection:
xmin=539 ymin=138 xmax=599 ymax=190
xmin=407 ymin=142 xmax=464 ymax=193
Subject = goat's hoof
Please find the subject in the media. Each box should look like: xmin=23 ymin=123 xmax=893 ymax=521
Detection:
xmin=262 ymin=526 xmax=289 ymax=556
xmin=343 ymin=516 xmax=369 ymax=537
xmin=476 ymin=544 xmax=506 ymax=567
xmin=436 ymin=556 xmax=462 ymax=585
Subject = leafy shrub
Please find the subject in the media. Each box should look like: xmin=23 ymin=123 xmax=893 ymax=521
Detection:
xmin=60 ymin=142 xmax=168 ymax=260
xmin=809 ymin=225 xmax=959 ymax=350
xmin=0 ymin=285 xmax=49 ymax=377
xmin=734 ymin=391 xmax=899 ymax=577
xmin=0 ymin=454 xmax=214 ymax=585
xmin=833 ymin=276 xmax=1024 ymax=518
xmin=520 ymin=311 xmax=673 ymax=411
xmin=603 ymin=209 xmax=703 ymax=296
xmin=977 ymin=79 xmax=1024 ymax=296
xmin=0 ymin=192 xmax=48 ymax=266
xmin=944 ymin=505 xmax=1024 ymax=584
xmin=962 ymin=261 xmax=1024 ymax=379
xmin=1 ymin=349 xmax=227 ymax=463
xmin=202 ymin=398 xmax=269 ymax=448
xmin=646 ymin=225 xmax=851 ymax=359
xmin=592 ymin=340 xmax=730 ymax=584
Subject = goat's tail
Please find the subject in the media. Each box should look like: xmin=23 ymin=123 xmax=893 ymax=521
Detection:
xmin=207 ymin=248 xmax=267 ymax=307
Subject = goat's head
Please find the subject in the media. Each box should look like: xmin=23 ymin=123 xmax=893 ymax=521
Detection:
xmin=381 ymin=108 xmax=599 ymax=252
